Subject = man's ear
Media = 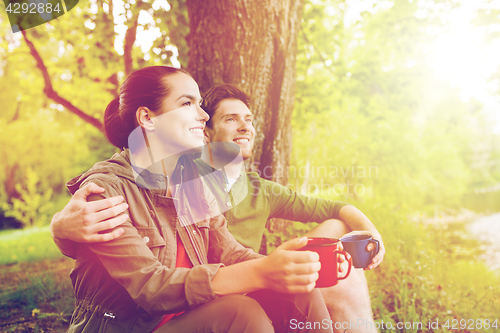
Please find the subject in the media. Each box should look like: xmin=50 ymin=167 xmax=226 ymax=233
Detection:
xmin=136 ymin=107 xmax=155 ymax=131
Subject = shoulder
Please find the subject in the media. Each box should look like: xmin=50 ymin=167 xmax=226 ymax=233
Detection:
xmin=247 ymin=173 xmax=290 ymax=192
xmin=245 ymin=171 xmax=267 ymax=186
xmin=80 ymin=173 xmax=126 ymax=197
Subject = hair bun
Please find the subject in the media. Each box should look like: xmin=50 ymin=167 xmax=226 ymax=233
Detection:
xmin=104 ymin=97 xmax=129 ymax=149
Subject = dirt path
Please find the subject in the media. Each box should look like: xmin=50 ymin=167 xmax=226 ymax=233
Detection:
xmin=0 ymin=257 xmax=75 ymax=332
xmin=467 ymin=212 xmax=500 ymax=271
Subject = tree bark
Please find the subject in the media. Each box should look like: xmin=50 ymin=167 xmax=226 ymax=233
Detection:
xmin=186 ymin=0 xmax=304 ymax=236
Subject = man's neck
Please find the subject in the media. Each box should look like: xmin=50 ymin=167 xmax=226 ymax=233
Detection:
xmin=200 ymin=145 xmax=245 ymax=179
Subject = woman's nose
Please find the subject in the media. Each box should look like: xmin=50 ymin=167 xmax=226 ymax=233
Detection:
xmin=197 ymin=105 xmax=209 ymax=122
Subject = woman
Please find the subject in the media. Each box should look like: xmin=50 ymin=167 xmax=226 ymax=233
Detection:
xmin=65 ymin=66 xmax=331 ymax=332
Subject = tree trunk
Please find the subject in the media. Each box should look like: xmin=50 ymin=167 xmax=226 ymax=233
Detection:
xmin=186 ymin=0 xmax=304 ymax=236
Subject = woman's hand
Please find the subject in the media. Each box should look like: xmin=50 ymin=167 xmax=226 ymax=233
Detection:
xmin=257 ymin=237 xmax=321 ymax=293
xmin=212 ymin=237 xmax=321 ymax=295
xmin=50 ymin=183 xmax=129 ymax=242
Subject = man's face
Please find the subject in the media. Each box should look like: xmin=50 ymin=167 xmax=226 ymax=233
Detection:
xmin=204 ymin=98 xmax=255 ymax=160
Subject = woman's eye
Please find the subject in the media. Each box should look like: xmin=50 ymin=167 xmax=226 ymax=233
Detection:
xmin=183 ymin=101 xmax=192 ymax=106
xmin=226 ymin=118 xmax=235 ymax=122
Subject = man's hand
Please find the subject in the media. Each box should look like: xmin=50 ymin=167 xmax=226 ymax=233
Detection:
xmin=338 ymin=205 xmax=385 ymax=270
xmin=258 ymin=237 xmax=321 ymax=293
xmin=50 ymin=183 xmax=129 ymax=243
xmin=341 ymin=230 xmax=385 ymax=270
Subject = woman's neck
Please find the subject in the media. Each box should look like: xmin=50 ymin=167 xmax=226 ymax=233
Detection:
xmin=130 ymin=146 xmax=180 ymax=179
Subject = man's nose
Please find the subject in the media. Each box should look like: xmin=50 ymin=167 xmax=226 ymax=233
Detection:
xmin=238 ymin=120 xmax=250 ymax=131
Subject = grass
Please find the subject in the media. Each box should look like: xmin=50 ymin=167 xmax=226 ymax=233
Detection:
xmin=1 ymin=204 xmax=500 ymax=332
xmin=266 ymin=200 xmax=500 ymax=332
xmin=0 ymin=226 xmax=64 ymax=265
xmin=0 ymin=270 xmax=73 ymax=318
xmin=361 ymin=205 xmax=500 ymax=332
xmin=0 ymin=256 xmax=75 ymax=332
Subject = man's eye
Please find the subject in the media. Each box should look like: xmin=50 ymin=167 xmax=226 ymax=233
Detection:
xmin=226 ymin=118 xmax=235 ymax=122
xmin=246 ymin=119 xmax=253 ymax=123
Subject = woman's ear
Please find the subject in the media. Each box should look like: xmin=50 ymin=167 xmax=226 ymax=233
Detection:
xmin=136 ymin=107 xmax=155 ymax=131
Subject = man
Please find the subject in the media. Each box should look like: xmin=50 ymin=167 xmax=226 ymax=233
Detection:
xmin=51 ymin=84 xmax=385 ymax=333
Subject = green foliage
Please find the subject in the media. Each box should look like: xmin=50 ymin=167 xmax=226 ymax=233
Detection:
xmin=2 ymin=168 xmax=53 ymax=228
xmin=289 ymin=0 xmax=500 ymax=329
xmin=364 ymin=207 xmax=500 ymax=331
xmin=0 ymin=0 xmax=190 ymax=217
xmin=1 ymin=0 xmax=499 ymax=330
xmin=293 ymin=0 xmax=499 ymax=212
xmin=0 ymin=226 xmax=64 ymax=265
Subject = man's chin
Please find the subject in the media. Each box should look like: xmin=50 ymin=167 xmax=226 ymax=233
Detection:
xmin=241 ymin=151 xmax=253 ymax=161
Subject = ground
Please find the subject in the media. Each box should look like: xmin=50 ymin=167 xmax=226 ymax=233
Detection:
xmin=0 ymin=257 xmax=74 ymax=333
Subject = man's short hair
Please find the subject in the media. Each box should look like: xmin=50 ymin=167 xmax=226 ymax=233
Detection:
xmin=202 ymin=84 xmax=251 ymax=128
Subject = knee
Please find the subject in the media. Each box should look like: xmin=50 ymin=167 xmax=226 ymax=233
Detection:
xmin=306 ymin=219 xmax=351 ymax=238
xmin=217 ymin=295 xmax=273 ymax=332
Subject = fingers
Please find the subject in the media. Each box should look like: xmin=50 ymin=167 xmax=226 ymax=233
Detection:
xmin=289 ymin=250 xmax=320 ymax=263
xmin=338 ymin=259 xmax=349 ymax=273
xmin=284 ymin=282 xmax=317 ymax=294
xmin=87 ymin=228 xmax=125 ymax=242
xmin=366 ymin=246 xmax=385 ymax=270
xmin=88 ymin=213 xmax=129 ymax=235
xmin=276 ymin=270 xmax=319 ymax=293
xmin=288 ymin=261 xmax=321 ymax=274
xmin=88 ymin=202 xmax=129 ymax=225
xmin=276 ymin=236 xmax=309 ymax=251
xmin=84 ymin=196 xmax=126 ymax=214
xmin=290 ymin=271 xmax=319 ymax=286
xmin=73 ymin=183 xmax=106 ymax=200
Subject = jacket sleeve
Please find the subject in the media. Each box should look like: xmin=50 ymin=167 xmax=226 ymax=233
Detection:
xmin=264 ymin=179 xmax=351 ymax=223
xmin=78 ymin=177 xmax=222 ymax=314
xmin=207 ymin=214 xmax=265 ymax=265
xmin=53 ymin=238 xmax=77 ymax=259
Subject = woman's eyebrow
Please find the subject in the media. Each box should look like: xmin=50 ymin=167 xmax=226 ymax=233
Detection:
xmin=176 ymin=94 xmax=199 ymax=102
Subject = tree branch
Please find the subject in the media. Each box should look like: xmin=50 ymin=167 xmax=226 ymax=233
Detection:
xmin=124 ymin=11 xmax=140 ymax=77
xmin=7 ymin=101 xmax=21 ymax=124
xmin=21 ymin=30 xmax=104 ymax=132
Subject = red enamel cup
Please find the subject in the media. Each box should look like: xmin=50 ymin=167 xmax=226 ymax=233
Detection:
xmin=300 ymin=237 xmax=352 ymax=288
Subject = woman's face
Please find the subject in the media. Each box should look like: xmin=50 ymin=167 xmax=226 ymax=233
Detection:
xmin=148 ymin=72 xmax=209 ymax=157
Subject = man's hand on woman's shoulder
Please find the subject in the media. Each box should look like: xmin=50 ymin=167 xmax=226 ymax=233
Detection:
xmin=50 ymin=183 xmax=129 ymax=243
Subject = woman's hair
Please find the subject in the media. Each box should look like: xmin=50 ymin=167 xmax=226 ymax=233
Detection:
xmin=104 ymin=66 xmax=191 ymax=149
xmin=104 ymin=66 xmax=209 ymax=217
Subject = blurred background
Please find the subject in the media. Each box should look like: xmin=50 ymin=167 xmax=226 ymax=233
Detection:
xmin=1 ymin=0 xmax=499 ymax=331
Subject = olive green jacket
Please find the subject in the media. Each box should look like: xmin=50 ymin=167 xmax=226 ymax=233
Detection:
xmin=194 ymin=159 xmax=350 ymax=252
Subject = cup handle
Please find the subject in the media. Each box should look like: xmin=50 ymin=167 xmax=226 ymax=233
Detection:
xmin=335 ymin=250 xmax=352 ymax=281
xmin=369 ymin=239 xmax=380 ymax=258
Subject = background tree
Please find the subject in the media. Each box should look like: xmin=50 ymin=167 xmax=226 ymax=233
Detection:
xmin=186 ymin=0 xmax=304 ymax=237
xmin=186 ymin=0 xmax=303 ymax=184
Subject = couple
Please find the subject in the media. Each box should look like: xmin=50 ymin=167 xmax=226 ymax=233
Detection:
xmin=51 ymin=66 xmax=385 ymax=333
